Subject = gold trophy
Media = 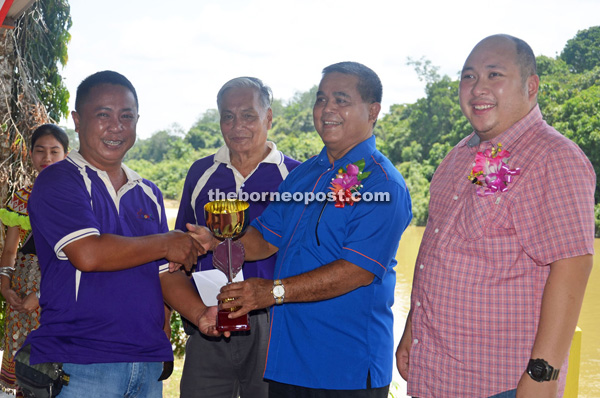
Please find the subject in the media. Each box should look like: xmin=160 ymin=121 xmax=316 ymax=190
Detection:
xmin=204 ymin=200 xmax=251 ymax=332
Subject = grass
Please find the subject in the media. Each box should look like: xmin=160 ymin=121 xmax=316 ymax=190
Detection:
xmin=163 ymin=355 xmax=185 ymax=398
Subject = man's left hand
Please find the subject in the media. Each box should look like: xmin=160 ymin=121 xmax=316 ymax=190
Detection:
xmin=197 ymin=306 xmax=230 ymax=338
xmin=218 ymin=278 xmax=273 ymax=317
xmin=516 ymin=372 xmax=558 ymax=398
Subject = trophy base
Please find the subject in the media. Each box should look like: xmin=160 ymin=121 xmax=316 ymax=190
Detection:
xmin=217 ymin=310 xmax=251 ymax=332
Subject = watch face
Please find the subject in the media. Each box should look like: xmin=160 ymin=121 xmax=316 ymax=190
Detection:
xmin=273 ymin=285 xmax=285 ymax=298
xmin=531 ymin=362 xmax=546 ymax=378
xmin=528 ymin=359 xmax=549 ymax=381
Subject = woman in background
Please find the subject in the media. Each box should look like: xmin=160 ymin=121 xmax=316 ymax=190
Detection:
xmin=0 ymin=124 xmax=68 ymax=396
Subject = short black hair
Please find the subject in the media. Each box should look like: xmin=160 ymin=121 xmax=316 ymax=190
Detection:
xmin=74 ymin=70 xmax=138 ymax=113
xmin=322 ymin=61 xmax=382 ymax=104
xmin=31 ymin=124 xmax=69 ymax=153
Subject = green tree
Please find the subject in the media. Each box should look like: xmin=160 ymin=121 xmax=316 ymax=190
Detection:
xmin=127 ymin=126 xmax=184 ymax=163
xmin=185 ymin=109 xmax=223 ymax=151
xmin=269 ymin=86 xmax=322 ymax=161
xmin=397 ymin=161 xmax=434 ymax=226
xmin=553 ymin=82 xmax=600 ymax=202
xmin=560 ymin=26 xmax=600 ymax=74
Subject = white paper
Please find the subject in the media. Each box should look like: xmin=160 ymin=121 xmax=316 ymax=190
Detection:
xmin=192 ymin=269 xmax=244 ymax=306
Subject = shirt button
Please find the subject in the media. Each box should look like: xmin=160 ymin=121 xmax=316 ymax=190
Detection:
xmin=413 ymin=339 xmax=419 ymax=345
xmin=453 ymin=195 xmax=458 ymax=200
xmin=419 ymin=264 xmax=424 ymax=270
xmin=416 ymin=301 xmax=421 ymax=307
xmin=434 ymin=228 xmax=439 ymax=233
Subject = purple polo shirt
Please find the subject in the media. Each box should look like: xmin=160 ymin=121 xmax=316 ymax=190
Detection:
xmin=25 ymin=151 xmax=173 ymax=364
xmin=175 ymin=142 xmax=300 ymax=279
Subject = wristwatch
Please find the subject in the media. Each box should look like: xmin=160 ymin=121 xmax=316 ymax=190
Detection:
xmin=272 ymin=279 xmax=285 ymax=305
xmin=526 ymin=358 xmax=560 ymax=382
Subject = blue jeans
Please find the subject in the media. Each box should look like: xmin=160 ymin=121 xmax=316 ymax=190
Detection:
xmin=59 ymin=362 xmax=163 ymax=398
xmin=489 ymin=389 xmax=517 ymax=398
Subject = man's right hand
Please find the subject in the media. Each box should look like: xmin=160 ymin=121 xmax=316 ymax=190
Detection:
xmin=164 ymin=230 xmax=205 ymax=272
xmin=396 ymin=314 xmax=413 ymax=381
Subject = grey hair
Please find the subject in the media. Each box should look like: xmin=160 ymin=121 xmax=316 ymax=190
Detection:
xmin=216 ymin=77 xmax=273 ymax=112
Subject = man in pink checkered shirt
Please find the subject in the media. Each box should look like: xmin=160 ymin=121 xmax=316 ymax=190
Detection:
xmin=396 ymin=34 xmax=595 ymax=398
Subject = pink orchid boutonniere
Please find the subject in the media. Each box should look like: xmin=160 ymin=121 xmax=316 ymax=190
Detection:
xmin=467 ymin=143 xmax=520 ymax=197
xmin=329 ymin=159 xmax=371 ymax=208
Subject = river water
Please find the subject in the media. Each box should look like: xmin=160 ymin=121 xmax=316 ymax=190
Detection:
xmin=391 ymin=226 xmax=600 ymax=397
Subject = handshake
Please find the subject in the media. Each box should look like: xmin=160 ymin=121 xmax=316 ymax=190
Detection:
xmin=165 ymin=223 xmax=218 ymax=273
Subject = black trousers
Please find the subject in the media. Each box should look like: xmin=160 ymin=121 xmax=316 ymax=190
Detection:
xmin=268 ymin=380 xmax=389 ymax=398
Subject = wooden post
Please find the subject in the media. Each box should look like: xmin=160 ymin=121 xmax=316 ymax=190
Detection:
xmin=564 ymin=326 xmax=582 ymax=398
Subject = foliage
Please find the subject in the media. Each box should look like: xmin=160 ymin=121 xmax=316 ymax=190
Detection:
xmin=553 ymin=81 xmax=600 ymax=202
xmin=560 ymin=26 xmax=600 ymax=74
xmin=397 ymin=161 xmax=434 ymax=226
xmin=169 ymin=310 xmax=187 ymax=357
xmin=269 ymin=86 xmax=323 ymax=161
xmin=15 ymin=0 xmax=72 ymax=121
xmin=1 ymin=0 xmax=72 ymax=202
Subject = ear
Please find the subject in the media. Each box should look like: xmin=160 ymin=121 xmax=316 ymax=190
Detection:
xmin=72 ymin=111 xmax=81 ymax=133
xmin=527 ymin=74 xmax=539 ymax=100
xmin=266 ymin=108 xmax=273 ymax=130
xmin=368 ymin=102 xmax=381 ymax=124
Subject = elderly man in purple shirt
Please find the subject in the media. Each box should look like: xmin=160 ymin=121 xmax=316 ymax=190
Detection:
xmin=176 ymin=77 xmax=299 ymax=398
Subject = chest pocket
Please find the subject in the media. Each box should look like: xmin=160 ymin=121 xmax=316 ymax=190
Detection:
xmin=454 ymin=186 xmax=515 ymax=241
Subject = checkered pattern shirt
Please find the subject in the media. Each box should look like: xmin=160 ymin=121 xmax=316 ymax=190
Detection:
xmin=408 ymin=105 xmax=595 ymax=397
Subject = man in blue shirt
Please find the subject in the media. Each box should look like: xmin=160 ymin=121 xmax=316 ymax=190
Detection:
xmin=25 ymin=71 xmax=222 ymax=398
xmin=176 ymin=77 xmax=299 ymax=398
xmin=193 ymin=62 xmax=412 ymax=397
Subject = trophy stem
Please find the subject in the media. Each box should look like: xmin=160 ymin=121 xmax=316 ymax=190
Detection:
xmin=226 ymin=238 xmax=234 ymax=283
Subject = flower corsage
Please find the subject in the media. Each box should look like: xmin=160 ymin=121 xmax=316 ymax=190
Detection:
xmin=329 ymin=159 xmax=371 ymax=208
xmin=467 ymin=143 xmax=520 ymax=197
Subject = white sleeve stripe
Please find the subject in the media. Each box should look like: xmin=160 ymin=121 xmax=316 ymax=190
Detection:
xmin=158 ymin=262 xmax=169 ymax=273
xmin=190 ymin=162 xmax=220 ymax=224
xmin=277 ymin=153 xmax=290 ymax=180
xmin=55 ymin=228 xmax=100 ymax=260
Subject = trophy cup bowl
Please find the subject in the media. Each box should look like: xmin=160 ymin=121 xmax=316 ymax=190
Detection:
xmin=204 ymin=200 xmax=251 ymax=332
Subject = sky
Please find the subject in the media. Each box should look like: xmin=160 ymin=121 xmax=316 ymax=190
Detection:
xmin=60 ymin=0 xmax=600 ymax=139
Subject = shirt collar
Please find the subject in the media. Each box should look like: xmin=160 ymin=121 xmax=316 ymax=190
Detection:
xmin=67 ymin=150 xmax=143 ymax=183
xmin=464 ymin=104 xmax=543 ymax=150
xmin=213 ymin=141 xmax=283 ymax=166
xmin=315 ymin=135 xmax=377 ymax=169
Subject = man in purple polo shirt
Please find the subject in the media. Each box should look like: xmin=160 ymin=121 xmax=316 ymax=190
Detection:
xmin=24 ymin=71 xmax=223 ymax=398
xmin=176 ymin=77 xmax=300 ymax=398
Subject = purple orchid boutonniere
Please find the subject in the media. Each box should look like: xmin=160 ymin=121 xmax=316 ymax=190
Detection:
xmin=329 ymin=159 xmax=371 ymax=208
xmin=467 ymin=143 xmax=520 ymax=197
